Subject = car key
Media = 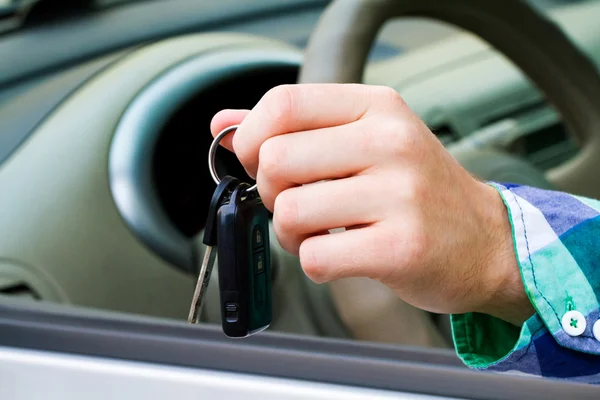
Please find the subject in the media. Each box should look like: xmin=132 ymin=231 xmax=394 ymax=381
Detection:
xmin=217 ymin=182 xmax=272 ymax=338
xmin=188 ymin=175 xmax=240 ymax=324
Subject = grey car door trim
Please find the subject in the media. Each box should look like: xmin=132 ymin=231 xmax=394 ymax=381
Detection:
xmin=0 ymin=299 xmax=597 ymax=400
xmin=0 ymin=346 xmax=442 ymax=400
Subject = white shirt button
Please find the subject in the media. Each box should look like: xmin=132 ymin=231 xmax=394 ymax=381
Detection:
xmin=562 ymin=310 xmax=586 ymax=336
xmin=592 ymin=320 xmax=600 ymax=341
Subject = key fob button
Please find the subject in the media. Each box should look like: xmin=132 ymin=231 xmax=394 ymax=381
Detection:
xmin=225 ymin=303 xmax=239 ymax=323
xmin=254 ymin=251 xmax=265 ymax=274
xmin=252 ymin=225 xmax=264 ymax=249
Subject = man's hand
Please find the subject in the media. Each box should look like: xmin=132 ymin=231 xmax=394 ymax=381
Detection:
xmin=210 ymin=84 xmax=534 ymax=326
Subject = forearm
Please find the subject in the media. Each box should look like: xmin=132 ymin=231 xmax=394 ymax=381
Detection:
xmin=471 ymin=181 xmax=535 ymax=326
xmin=451 ymin=182 xmax=600 ymax=382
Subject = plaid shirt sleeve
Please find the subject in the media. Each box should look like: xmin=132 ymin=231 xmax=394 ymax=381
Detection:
xmin=450 ymin=182 xmax=600 ymax=383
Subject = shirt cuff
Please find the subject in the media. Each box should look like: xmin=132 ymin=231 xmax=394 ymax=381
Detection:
xmin=450 ymin=311 xmax=544 ymax=371
xmin=451 ymin=182 xmax=600 ymax=380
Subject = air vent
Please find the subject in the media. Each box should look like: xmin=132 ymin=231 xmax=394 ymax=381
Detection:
xmin=516 ymin=122 xmax=570 ymax=154
xmin=510 ymin=121 xmax=578 ymax=170
xmin=467 ymin=101 xmax=578 ymax=171
xmin=482 ymin=100 xmax=546 ymax=126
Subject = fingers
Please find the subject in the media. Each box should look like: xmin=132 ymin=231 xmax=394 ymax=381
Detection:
xmin=233 ymin=83 xmax=407 ymax=177
xmin=255 ymin=119 xmax=398 ymax=209
xmin=298 ymin=224 xmax=408 ymax=283
xmin=210 ymin=109 xmax=250 ymax=151
xmin=272 ymin=176 xmax=386 ymax=254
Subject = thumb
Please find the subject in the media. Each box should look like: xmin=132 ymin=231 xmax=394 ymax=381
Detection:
xmin=210 ymin=109 xmax=250 ymax=152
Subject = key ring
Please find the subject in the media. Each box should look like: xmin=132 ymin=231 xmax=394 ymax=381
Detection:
xmin=208 ymin=124 xmax=257 ymax=193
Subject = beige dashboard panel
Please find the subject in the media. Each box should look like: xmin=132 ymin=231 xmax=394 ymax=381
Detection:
xmin=0 ymin=32 xmax=300 ymax=320
xmin=364 ymin=1 xmax=600 ymax=199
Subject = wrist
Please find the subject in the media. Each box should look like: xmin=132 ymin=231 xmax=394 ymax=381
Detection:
xmin=472 ymin=182 xmax=535 ymax=326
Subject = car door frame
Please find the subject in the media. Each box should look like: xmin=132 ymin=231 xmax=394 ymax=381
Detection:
xmin=0 ymin=298 xmax=598 ymax=399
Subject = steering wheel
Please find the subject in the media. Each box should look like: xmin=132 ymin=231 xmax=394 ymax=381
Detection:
xmin=297 ymin=0 xmax=600 ymax=345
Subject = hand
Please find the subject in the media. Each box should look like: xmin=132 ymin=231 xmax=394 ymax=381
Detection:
xmin=210 ymin=84 xmax=534 ymax=326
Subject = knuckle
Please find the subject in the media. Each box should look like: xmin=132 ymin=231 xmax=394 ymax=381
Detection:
xmin=381 ymin=120 xmax=418 ymax=157
xmin=355 ymin=122 xmax=378 ymax=156
xmin=258 ymin=137 xmax=286 ymax=180
xmin=273 ymin=190 xmax=299 ymax=234
xmin=374 ymin=221 xmax=428 ymax=281
xmin=261 ymin=84 xmax=295 ymax=125
xmin=396 ymin=172 xmax=427 ymax=203
xmin=376 ymin=228 xmax=403 ymax=264
xmin=360 ymin=119 xmax=414 ymax=159
xmin=299 ymin=241 xmax=329 ymax=283
xmin=372 ymin=85 xmax=407 ymax=110
xmin=400 ymin=217 xmax=430 ymax=266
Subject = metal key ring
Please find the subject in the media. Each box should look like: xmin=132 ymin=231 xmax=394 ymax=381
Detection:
xmin=208 ymin=124 xmax=257 ymax=193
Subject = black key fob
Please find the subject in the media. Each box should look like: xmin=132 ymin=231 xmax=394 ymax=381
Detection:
xmin=217 ymin=182 xmax=272 ymax=338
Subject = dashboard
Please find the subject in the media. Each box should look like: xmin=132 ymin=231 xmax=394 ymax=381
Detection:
xmin=0 ymin=0 xmax=599 ymax=333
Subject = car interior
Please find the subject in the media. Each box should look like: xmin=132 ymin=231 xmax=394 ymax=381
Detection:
xmin=1 ymin=0 xmax=600 ymax=395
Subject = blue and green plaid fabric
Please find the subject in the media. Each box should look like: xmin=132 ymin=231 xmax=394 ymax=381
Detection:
xmin=450 ymin=182 xmax=600 ymax=383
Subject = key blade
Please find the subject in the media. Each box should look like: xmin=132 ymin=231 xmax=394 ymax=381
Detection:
xmin=188 ymin=245 xmax=217 ymax=324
